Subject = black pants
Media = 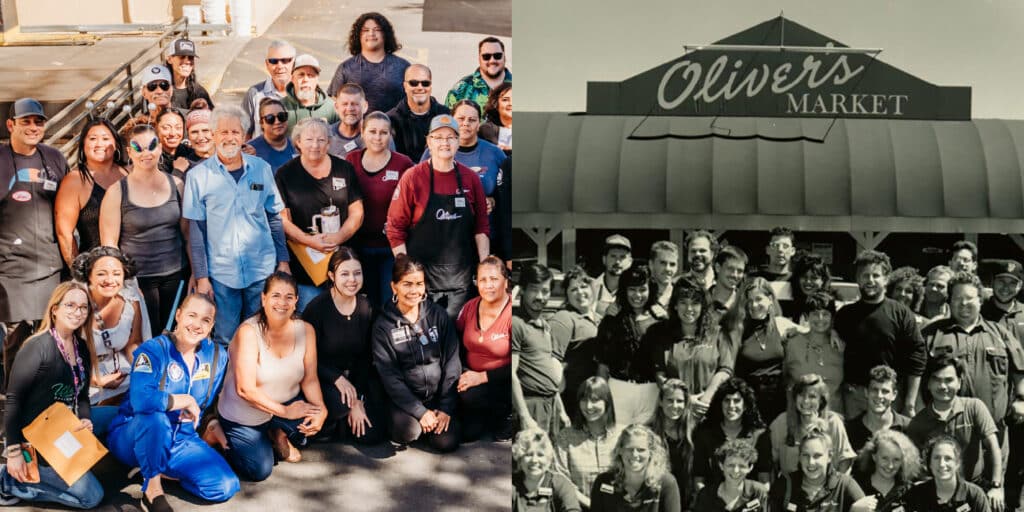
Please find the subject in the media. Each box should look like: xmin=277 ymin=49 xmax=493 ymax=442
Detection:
xmin=388 ymin=401 xmax=461 ymax=453
xmin=458 ymin=366 xmax=513 ymax=441
xmin=428 ymin=287 xmax=476 ymax=322
xmin=138 ymin=269 xmax=187 ymax=332
xmin=320 ymin=376 xmax=386 ymax=445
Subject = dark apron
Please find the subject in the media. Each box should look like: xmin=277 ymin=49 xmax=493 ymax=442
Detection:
xmin=405 ymin=165 xmax=476 ymax=294
xmin=0 ymin=149 xmax=63 ymax=323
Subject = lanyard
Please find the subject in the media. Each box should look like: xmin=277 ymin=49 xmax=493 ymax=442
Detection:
xmin=51 ymin=328 xmax=84 ymax=415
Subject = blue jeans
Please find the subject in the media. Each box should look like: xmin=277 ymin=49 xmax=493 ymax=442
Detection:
xmin=0 ymin=465 xmax=103 ymax=509
xmin=296 ymin=283 xmax=325 ymax=314
xmin=211 ymin=278 xmax=265 ymax=345
xmin=107 ymin=412 xmax=239 ymax=502
xmin=219 ymin=400 xmax=307 ymax=482
xmin=356 ymin=246 xmax=394 ymax=309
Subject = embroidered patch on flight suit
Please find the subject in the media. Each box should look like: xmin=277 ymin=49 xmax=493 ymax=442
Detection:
xmin=168 ymin=362 xmax=185 ymax=382
xmin=134 ymin=353 xmax=153 ymax=373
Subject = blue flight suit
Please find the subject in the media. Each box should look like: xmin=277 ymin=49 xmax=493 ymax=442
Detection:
xmin=106 ymin=335 xmax=239 ymax=502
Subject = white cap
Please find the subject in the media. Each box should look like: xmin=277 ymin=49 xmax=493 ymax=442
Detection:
xmin=140 ymin=65 xmax=172 ymax=85
xmin=292 ymin=54 xmax=321 ymax=74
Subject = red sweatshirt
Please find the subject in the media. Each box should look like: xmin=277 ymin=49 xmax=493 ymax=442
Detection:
xmin=385 ymin=161 xmax=490 ymax=247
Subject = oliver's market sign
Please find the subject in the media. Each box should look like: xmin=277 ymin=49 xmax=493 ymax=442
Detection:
xmin=585 ymin=17 xmax=971 ymax=120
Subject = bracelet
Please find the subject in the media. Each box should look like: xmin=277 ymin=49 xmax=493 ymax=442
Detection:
xmin=3 ymin=444 xmax=22 ymax=458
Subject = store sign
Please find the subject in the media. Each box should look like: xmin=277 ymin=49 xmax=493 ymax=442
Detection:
xmin=586 ymin=17 xmax=971 ymax=120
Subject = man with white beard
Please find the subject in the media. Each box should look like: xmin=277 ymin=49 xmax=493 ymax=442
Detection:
xmin=183 ymin=105 xmax=291 ymax=345
xmin=282 ymin=54 xmax=338 ymax=134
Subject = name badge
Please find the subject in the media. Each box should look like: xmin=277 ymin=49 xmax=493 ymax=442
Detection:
xmin=332 ymin=177 xmax=346 ymax=190
xmin=786 ymin=504 xmax=798 ymax=512
xmin=251 ymin=183 xmax=264 ymax=191
xmin=599 ymin=483 xmax=615 ymax=494
xmin=956 ymin=505 xmax=970 ymax=512
xmin=537 ymin=487 xmax=552 ymax=497
xmin=641 ymin=499 xmax=657 ymax=504
xmin=192 ymin=363 xmax=211 ymax=381
xmin=43 ymin=180 xmax=58 ymax=191
xmin=892 ymin=507 xmax=905 ymax=512
xmin=454 ymin=197 xmax=466 ymax=208
xmin=343 ymin=141 xmax=357 ymax=152
xmin=391 ymin=327 xmax=410 ymax=345
xmin=384 ymin=170 xmax=400 ymax=182
xmin=743 ymin=500 xmax=760 ymax=511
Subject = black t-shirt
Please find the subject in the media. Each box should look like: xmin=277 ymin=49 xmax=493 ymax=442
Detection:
xmin=691 ymin=423 xmax=772 ymax=485
xmin=5 ymin=332 xmax=92 ymax=454
xmin=834 ymin=299 xmax=926 ymax=386
xmin=301 ymin=291 xmax=374 ymax=394
xmin=844 ymin=412 xmax=911 ymax=453
xmin=274 ymin=155 xmax=364 ymax=285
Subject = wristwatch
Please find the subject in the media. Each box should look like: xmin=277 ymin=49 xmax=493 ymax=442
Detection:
xmin=992 ymin=481 xmax=1003 ymax=489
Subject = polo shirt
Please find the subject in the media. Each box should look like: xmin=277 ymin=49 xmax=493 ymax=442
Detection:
xmin=182 ymin=153 xmax=284 ymax=289
xmin=512 ymin=471 xmax=580 ymax=512
xmin=512 ymin=314 xmax=562 ymax=397
xmin=981 ymin=299 xmax=1024 ymax=352
xmin=844 ymin=411 xmax=911 ymax=453
xmin=691 ymin=480 xmax=768 ymax=512
xmin=767 ymin=471 xmax=865 ymax=512
xmin=906 ymin=397 xmax=998 ymax=483
xmin=922 ymin=317 xmax=1024 ymax=423
xmin=901 ymin=478 xmax=990 ymax=512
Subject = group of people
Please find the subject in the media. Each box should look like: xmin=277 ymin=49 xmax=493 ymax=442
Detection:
xmin=512 ymin=229 xmax=1024 ymax=512
xmin=0 ymin=11 xmax=512 ymax=512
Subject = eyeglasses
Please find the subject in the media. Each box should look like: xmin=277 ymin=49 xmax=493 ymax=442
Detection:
xmin=262 ymin=111 xmax=289 ymax=124
xmin=429 ymin=136 xmax=457 ymax=143
xmin=481 ymin=52 xmax=504 ymax=61
xmin=266 ymin=57 xmax=293 ymax=65
xmin=130 ymin=138 xmax=160 ymax=153
xmin=146 ymin=81 xmax=171 ymax=92
xmin=61 ymin=302 xmax=89 ymax=314
xmin=406 ymin=79 xmax=431 ymax=87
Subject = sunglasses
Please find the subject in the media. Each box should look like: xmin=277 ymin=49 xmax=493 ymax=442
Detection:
xmin=267 ymin=57 xmax=294 ymax=65
xmin=481 ymin=52 xmax=503 ymax=61
xmin=262 ymin=111 xmax=289 ymax=124
xmin=406 ymin=79 xmax=431 ymax=87
xmin=146 ymin=80 xmax=171 ymax=92
xmin=130 ymin=138 xmax=160 ymax=153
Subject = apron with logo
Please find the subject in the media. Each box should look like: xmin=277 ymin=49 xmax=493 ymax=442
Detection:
xmin=405 ymin=166 xmax=476 ymax=294
xmin=0 ymin=147 xmax=63 ymax=322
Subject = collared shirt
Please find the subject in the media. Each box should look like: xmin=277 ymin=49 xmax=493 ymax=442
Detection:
xmin=922 ymin=316 xmax=1024 ymax=422
xmin=906 ymin=396 xmax=998 ymax=483
xmin=591 ymin=273 xmax=617 ymax=318
xmin=182 ymin=154 xmax=284 ymax=289
xmin=445 ymin=68 xmax=513 ymax=113
xmin=901 ymin=478 xmax=990 ymax=512
xmin=982 ymin=298 xmax=1024 ymax=347
xmin=243 ymin=78 xmax=287 ymax=138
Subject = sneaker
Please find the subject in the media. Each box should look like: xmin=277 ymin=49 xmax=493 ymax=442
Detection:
xmin=390 ymin=440 xmax=408 ymax=452
xmin=141 ymin=494 xmax=173 ymax=512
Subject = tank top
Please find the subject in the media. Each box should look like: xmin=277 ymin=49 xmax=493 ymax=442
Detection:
xmin=219 ymin=317 xmax=307 ymax=426
xmin=118 ymin=172 xmax=185 ymax=278
xmin=89 ymin=290 xmax=136 ymax=403
xmin=76 ymin=179 xmax=107 ymax=254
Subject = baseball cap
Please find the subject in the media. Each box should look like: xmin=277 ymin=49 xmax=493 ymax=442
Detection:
xmin=140 ymin=65 xmax=172 ymax=86
xmin=169 ymin=38 xmax=198 ymax=57
xmin=992 ymin=259 xmax=1024 ymax=282
xmin=186 ymin=109 xmax=212 ymax=130
xmin=293 ymin=54 xmax=321 ymax=74
xmin=604 ymin=234 xmax=632 ymax=252
xmin=428 ymin=114 xmax=459 ymax=134
xmin=9 ymin=98 xmax=47 ymax=120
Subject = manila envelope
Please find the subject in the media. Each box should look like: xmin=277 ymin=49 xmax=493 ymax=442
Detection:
xmin=22 ymin=402 xmax=108 ymax=486
xmin=287 ymin=240 xmax=334 ymax=285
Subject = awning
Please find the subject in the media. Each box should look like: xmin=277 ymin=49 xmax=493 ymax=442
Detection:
xmin=513 ymin=112 xmax=1024 ymax=234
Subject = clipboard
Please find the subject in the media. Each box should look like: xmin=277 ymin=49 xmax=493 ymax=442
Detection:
xmin=22 ymin=402 xmax=108 ymax=486
xmin=287 ymin=240 xmax=334 ymax=285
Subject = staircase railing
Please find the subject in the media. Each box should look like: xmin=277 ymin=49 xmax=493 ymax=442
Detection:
xmin=42 ymin=17 xmax=191 ymax=167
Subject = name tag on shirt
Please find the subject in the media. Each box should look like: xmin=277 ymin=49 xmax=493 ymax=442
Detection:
xmin=743 ymin=500 xmax=760 ymax=511
xmin=43 ymin=179 xmax=58 ymax=191
xmin=786 ymin=504 xmax=798 ymax=512
xmin=391 ymin=327 xmax=411 ymax=345
xmin=251 ymin=183 xmax=264 ymax=191
xmin=956 ymin=505 xmax=970 ymax=512
xmin=454 ymin=197 xmax=466 ymax=208
xmin=384 ymin=170 xmax=400 ymax=182
xmin=537 ymin=487 xmax=552 ymax=497
xmin=192 ymin=363 xmax=211 ymax=380
xmin=333 ymin=177 xmax=347 ymax=190
xmin=599 ymin=483 xmax=615 ymax=494
xmin=343 ymin=141 xmax=357 ymax=152
xmin=891 ymin=507 xmax=905 ymax=512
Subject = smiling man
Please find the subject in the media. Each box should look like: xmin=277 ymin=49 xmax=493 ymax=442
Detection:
xmin=242 ymin=40 xmax=295 ymax=138
xmin=511 ymin=263 xmax=564 ymax=437
xmin=982 ymin=259 xmax=1024 ymax=343
xmin=0 ymin=98 xmax=70 ymax=350
xmin=282 ymin=54 xmax=339 ymax=133
xmin=327 ymin=83 xmax=369 ymax=158
xmin=327 ymin=12 xmax=410 ymax=113
xmin=834 ymin=250 xmax=926 ymax=419
xmin=446 ymin=36 xmax=512 ymax=111
xmin=844 ymin=365 xmax=910 ymax=452
xmin=683 ymin=229 xmax=717 ymax=290
xmin=183 ymin=106 xmax=290 ymax=345
xmin=387 ymin=64 xmax=450 ymax=161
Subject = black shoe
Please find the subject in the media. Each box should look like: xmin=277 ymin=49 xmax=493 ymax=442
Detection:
xmin=141 ymin=494 xmax=173 ymax=512
xmin=390 ymin=440 xmax=408 ymax=452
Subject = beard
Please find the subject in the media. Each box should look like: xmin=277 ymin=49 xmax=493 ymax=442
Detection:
xmin=296 ymin=87 xmax=317 ymax=104
xmin=217 ymin=143 xmax=241 ymax=159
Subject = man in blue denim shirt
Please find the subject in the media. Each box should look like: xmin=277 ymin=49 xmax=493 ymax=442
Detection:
xmin=183 ymin=105 xmax=290 ymax=345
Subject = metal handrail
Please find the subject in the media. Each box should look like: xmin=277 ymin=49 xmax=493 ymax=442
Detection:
xmin=44 ymin=17 xmax=191 ymax=162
